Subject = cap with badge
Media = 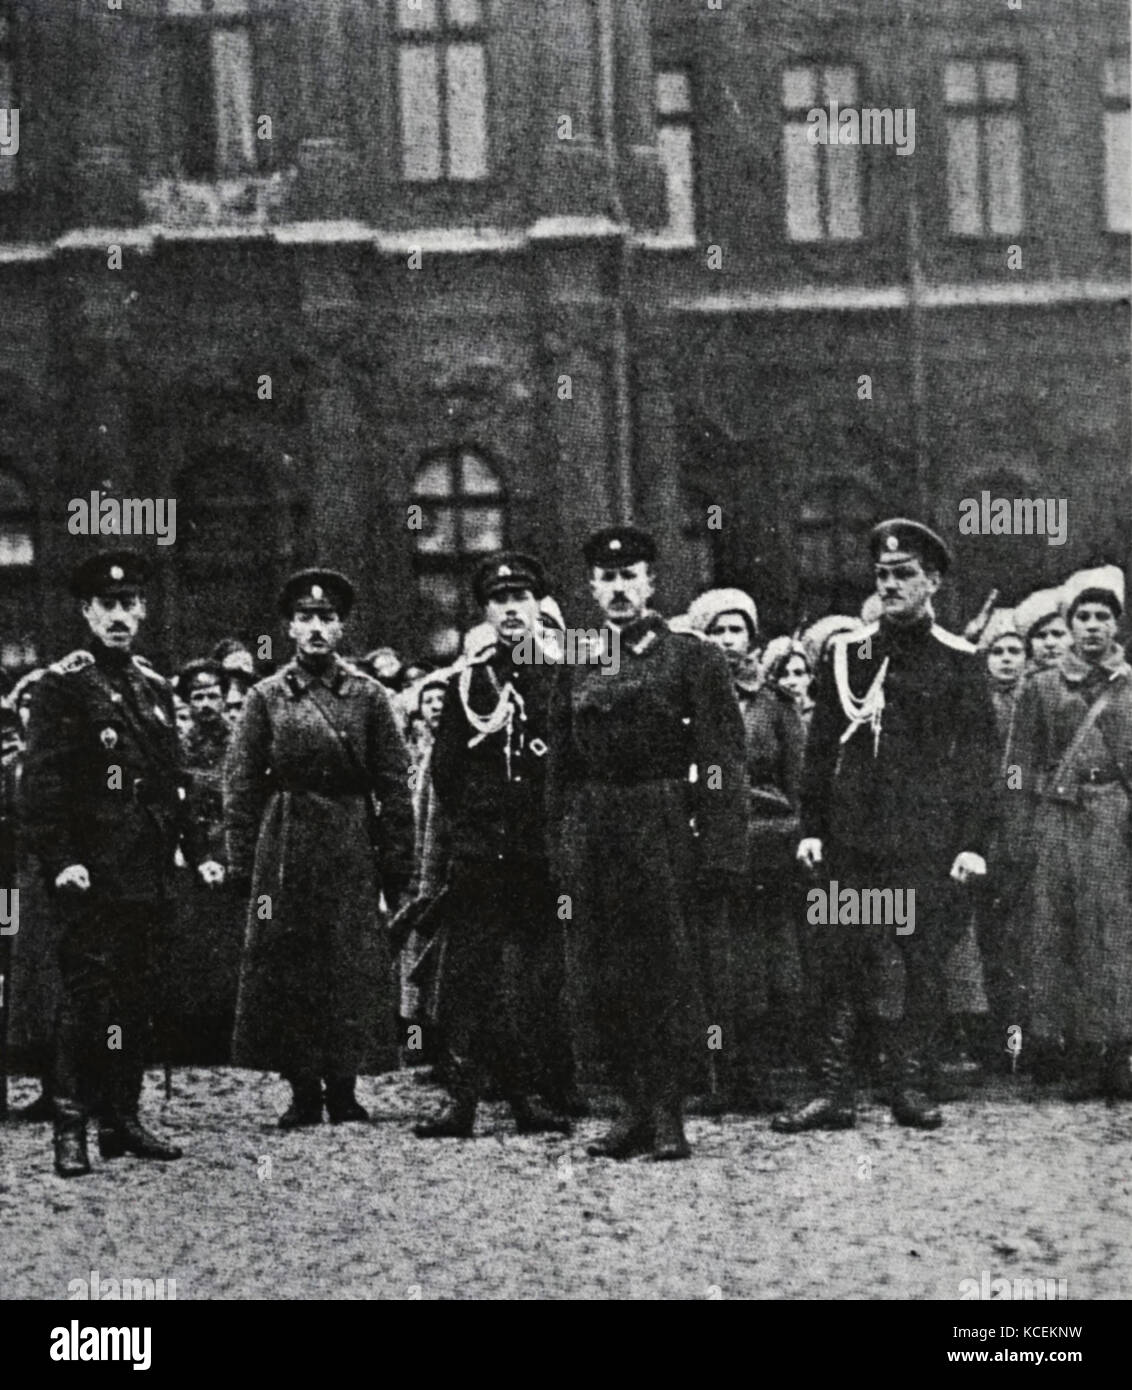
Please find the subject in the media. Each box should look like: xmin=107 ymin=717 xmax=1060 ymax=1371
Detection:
xmin=582 ymin=525 xmax=657 ymax=570
xmin=1063 ymin=563 xmax=1125 ymax=620
xmin=472 ymin=551 xmax=548 ymax=606
xmin=869 ymin=518 xmax=952 ymax=576
xmin=69 ymin=549 xmax=153 ymax=601
xmin=278 ymin=568 xmax=355 ymax=619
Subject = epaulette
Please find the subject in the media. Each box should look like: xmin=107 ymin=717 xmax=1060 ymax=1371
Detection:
xmin=132 ymin=654 xmax=169 ymax=685
xmin=930 ymin=624 xmax=977 ymax=654
xmin=340 ymin=658 xmax=380 ymax=684
xmin=50 ymin=650 xmax=94 ymax=676
xmin=826 ymin=622 xmax=878 ymax=660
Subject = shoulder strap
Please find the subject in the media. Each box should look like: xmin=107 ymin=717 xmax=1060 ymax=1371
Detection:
xmin=1048 ymin=676 xmax=1124 ymax=792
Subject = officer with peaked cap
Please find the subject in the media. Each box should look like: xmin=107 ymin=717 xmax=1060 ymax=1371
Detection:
xmin=413 ymin=549 xmax=577 ymax=1139
xmin=21 ymin=550 xmax=218 ymax=1175
xmin=1010 ymin=564 xmax=1132 ymax=1100
xmin=225 ymin=568 xmax=414 ymax=1128
xmin=773 ymin=518 xmax=999 ymax=1134
xmin=548 ymin=526 xmax=747 ymax=1159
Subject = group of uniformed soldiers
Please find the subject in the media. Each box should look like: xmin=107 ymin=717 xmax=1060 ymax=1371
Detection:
xmin=1 ymin=514 xmax=1129 ymax=1176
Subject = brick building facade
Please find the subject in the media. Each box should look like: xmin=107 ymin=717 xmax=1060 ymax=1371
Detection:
xmin=0 ymin=0 xmax=1127 ymax=670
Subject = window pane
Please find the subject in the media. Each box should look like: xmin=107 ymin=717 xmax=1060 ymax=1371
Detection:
xmin=0 ymin=530 xmax=33 ymax=565
xmin=656 ymin=71 xmax=691 ymax=117
xmin=825 ymin=146 xmax=862 ymax=240
xmin=447 ymin=0 xmax=482 ymax=28
xmin=944 ymin=60 xmax=977 ymax=105
xmin=459 ymin=453 xmax=500 ymax=495
xmin=985 ymin=112 xmax=1023 ymax=234
xmin=983 ymin=60 xmax=1018 ymax=104
xmin=211 ymin=28 xmax=256 ymax=175
xmin=400 ymin=45 xmax=442 ymax=180
xmin=823 ymin=66 xmax=857 ymax=107
xmin=1103 ymin=55 xmax=1131 ymax=101
xmin=447 ymin=42 xmax=488 ymax=180
xmin=397 ymin=0 xmax=438 ymax=31
xmin=417 ymin=572 xmax=461 ymax=611
xmin=783 ymin=122 xmax=822 ymax=241
xmin=782 ymin=66 xmax=816 ymax=111
xmin=946 ymin=115 xmax=981 ymax=233
xmin=1105 ymin=110 xmax=1132 ymax=232
xmin=414 ymin=458 xmax=454 ymax=497
xmin=461 ymin=507 xmax=504 ymax=553
xmin=659 ymin=125 xmax=695 ymax=238
xmin=416 ymin=507 xmax=457 ymax=554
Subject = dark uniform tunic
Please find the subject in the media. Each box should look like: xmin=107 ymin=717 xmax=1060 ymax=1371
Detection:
xmin=548 ymin=614 xmax=747 ymax=1098
xmin=801 ymin=615 xmax=998 ymax=1072
xmin=427 ymin=643 xmax=571 ymax=1098
xmin=224 ymin=656 xmax=413 ymax=1079
xmin=21 ymin=644 xmax=187 ymax=1121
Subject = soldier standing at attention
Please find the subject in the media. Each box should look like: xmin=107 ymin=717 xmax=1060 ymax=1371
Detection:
xmin=549 ymin=528 xmax=747 ymax=1160
xmin=224 ymin=570 xmax=414 ymax=1128
xmin=774 ymin=520 xmax=998 ymax=1135
xmin=22 ymin=551 xmax=220 ymax=1177
xmin=413 ymin=551 xmax=573 ymax=1139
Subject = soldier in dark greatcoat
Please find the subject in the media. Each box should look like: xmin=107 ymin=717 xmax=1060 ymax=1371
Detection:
xmin=413 ymin=552 xmax=574 ymax=1139
xmin=549 ymin=527 xmax=747 ymax=1160
xmin=773 ymin=519 xmax=998 ymax=1135
xmin=22 ymin=551 xmax=220 ymax=1176
xmin=224 ymin=569 xmax=414 ymax=1128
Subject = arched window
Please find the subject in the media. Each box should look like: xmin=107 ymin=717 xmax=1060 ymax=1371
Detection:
xmin=795 ymin=478 xmax=879 ymax=622
xmin=0 ymin=465 xmax=38 ymax=671
xmin=411 ymin=447 xmax=505 ymax=658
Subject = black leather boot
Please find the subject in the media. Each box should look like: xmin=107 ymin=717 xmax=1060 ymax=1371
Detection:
xmin=325 ymin=1076 xmax=369 ymax=1124
xmin=278 ymin=1076 xmax=324 ymax=1129
xmin=511 ymin=1094 xmax=571 ymax=1135
xmin=772 ymin=1002 xmax=856 ymax=1133
xmin=587 ymin=1075 xmax=653 ymax=1158
xmin=890 ymin=1051 xmax=943 ymax=1130
xmin=650 ymin=1097 xmax=691 ymax=1161
xmin=53 ymin=1100 xmax=92 ymax=1178
xmin=414 ymin=1057 xmax=478 ymax=1138
xmin=99 ymin=1117 xmax=183 ymax=1161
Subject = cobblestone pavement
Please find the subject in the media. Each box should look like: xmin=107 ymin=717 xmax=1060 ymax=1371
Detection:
xmin=2 ymin=1068 xmax=1130 ymax=1301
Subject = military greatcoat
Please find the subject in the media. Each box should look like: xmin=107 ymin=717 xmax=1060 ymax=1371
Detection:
xmin=548 ymin=614 xmax=747 ymax=1093
xmin=224 ymin=656 xmax=414 ymax=1077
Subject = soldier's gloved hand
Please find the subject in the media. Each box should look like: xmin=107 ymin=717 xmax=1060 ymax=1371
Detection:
xmin=54 ymin=863 xmax=90 ymax=893
xmin=197 ymin=859 xmax=225 ymax=888
xmin=950 ymin=851 xmax=987 ymax=885
xmin=796 ymin=838 xmax=823 ymax=872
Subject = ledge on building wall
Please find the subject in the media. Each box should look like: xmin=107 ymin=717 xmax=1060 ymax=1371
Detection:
xmin=527 ymin=215 xmax=627 ymax=242
xmin=373 ymin=226 xmax=528 ymax=256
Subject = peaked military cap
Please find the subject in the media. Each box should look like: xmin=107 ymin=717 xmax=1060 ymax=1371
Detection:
xmin=278 ymin=568 xmax=355 ymax=619
xmin=472 ymin=551 xmax=548 ymax=606
xmin=177 ymin=658 xmax=225 ymax=697
xmin=583 ymin=525 xmax=657 ymax=569
xmin=869 ymin=518 xmax=951 ymax=576
xmin=69 ymin=549 xmax=153 ymax=600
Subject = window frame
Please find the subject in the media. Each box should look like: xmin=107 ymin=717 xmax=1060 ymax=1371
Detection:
xmin=652 ymin=65 xmax=699 ymax=245
xmin=157 ymin=5 xmax=273 ymax=183
xmin=394 ymin=0 xmax=492 ymax=186
xmin=780 ymin=58 xmax=869 ymax=246
xmin=942 ymin=53 xmax=1026 ymax=242
xmin=1101 ymin=51 xmax=1131 ymax=237
xmin=410 ymin=444 xmax=508 ymax=656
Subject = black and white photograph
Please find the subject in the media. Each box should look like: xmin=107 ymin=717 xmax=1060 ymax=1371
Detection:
xmin=0 ymin=0 xmax=1129 ymax=1336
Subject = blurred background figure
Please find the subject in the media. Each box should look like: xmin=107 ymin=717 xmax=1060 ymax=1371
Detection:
xmin=212 ymin=638 xmax=257 ymax=679
xmin=762 ymin=636 xmax=815 ymax=730
xmin=223 ymin=670 xmax=252 ymax=730
xmin=365 ymin=646 xmax=406 ymax=693
xmin=1014 ymin=587 xmax=1072 ymax=674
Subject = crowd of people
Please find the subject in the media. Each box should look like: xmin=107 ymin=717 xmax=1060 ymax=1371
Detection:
xmin=1 ymin=524 xmax=1129 ymax=1175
